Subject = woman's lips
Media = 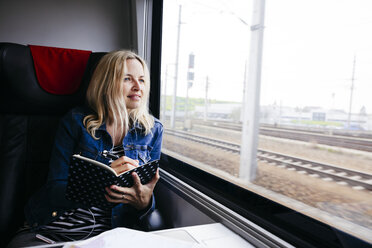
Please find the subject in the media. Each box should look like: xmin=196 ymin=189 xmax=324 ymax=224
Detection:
xmin=128 ymin=95 xmax=141 ymax=101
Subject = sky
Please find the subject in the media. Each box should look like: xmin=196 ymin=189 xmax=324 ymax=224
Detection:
xmin=161 ymin=0 xmax=372 ymax=114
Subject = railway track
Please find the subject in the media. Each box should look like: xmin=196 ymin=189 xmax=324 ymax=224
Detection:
xmin=165 ymin=129 xmax=372 ymax=191
xmin=192 ymin=120 xmax=372 ymax=153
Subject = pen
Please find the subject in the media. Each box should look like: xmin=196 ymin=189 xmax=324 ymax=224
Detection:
xmin=101 ymin=150 xmax=120 ymax=160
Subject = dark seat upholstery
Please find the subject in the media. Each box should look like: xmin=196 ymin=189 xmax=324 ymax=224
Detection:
xmin=0 ymin=42 xmax=105 ymax=247
xmin=0 ymin=43 xmax=163 ymax=247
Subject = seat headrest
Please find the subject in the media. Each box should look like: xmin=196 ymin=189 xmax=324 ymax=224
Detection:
xmin=0 ymin=43 xmax=106 ymax=114
xmin=29 ymin=45 xmax=91 ymax=95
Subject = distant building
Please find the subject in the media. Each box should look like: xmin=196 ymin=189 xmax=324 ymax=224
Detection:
xmin=172 ymin=102 xmax=371 ymax=131
xmin=194 ymin=103 xmax=241 ymax=122
xmin=260 ymin=105 xmax=370 ymax=131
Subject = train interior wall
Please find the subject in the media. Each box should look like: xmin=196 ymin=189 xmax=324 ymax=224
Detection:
xmin=0 ymin=0 xmax=137 ymax=52
xmin=155 ymin=179 xmax=215 ymax=229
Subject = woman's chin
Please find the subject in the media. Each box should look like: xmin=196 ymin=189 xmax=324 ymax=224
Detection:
xmin=126 ymin=102 xmax=141 ymax=110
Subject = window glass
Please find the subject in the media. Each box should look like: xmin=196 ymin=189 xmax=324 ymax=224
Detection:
xmin=160 ymin=0 xmax=372 ymax=243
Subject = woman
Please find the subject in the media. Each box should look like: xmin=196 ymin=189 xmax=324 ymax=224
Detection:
xmin=7 ymin=50 xmax=163 ymax=246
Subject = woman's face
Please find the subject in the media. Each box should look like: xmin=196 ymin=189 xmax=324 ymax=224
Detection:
xmin=122 ymin=58 xmax=145 ymax=109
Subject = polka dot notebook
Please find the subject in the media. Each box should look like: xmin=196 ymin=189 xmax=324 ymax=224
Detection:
xmin=66 ymin=154 xmax=159 ymax=208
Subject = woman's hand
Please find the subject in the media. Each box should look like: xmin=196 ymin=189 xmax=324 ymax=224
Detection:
xmin=110 ymin=156 xmax=139 ymax=175
xmin=104 ymin=169 xmax=160 ymax=210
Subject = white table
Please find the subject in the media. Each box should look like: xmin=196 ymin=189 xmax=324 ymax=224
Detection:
xmin=153 ymin=223 xmax=254 ymax=248
xmin=24 ymin=223 xmax=254 ymax=248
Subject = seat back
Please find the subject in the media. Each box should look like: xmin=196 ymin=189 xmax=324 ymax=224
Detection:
xmin=0 ymin=43 xmax=105 ymax=247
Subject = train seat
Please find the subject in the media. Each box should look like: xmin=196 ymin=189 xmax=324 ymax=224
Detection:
xmin=0 ymin=42 xmax=163 ymax=247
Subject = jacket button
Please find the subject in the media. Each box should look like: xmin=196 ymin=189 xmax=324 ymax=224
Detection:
xmin=52 ymin=211 xmax=57 ymax=217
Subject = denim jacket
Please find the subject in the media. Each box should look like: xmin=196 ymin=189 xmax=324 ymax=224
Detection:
xmin=24 ymin=106 xmax=163 ymax=229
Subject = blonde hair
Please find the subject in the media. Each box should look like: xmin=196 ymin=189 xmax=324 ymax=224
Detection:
xmin=83 ymin=50 xmax=154 ymax=140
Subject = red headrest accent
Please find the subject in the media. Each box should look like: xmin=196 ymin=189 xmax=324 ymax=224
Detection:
xmin=29 ymin=45 xmax=92 ymax=95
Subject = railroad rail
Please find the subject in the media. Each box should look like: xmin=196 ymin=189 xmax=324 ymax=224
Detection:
xmin=165 ymin=129 xmax=372 ymax=191
xmin=191 ymin=120 xmax=372 ymax=153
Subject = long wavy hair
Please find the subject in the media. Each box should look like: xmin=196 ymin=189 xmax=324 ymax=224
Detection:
xmin=83 ymin=50 xmax=154 ymax=140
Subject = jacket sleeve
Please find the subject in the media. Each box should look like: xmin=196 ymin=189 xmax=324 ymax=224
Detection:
xmin=113 ymin=121 xmax=164 ymax=228
xmin=150 ymin=121 xmax=164 ymax=161
xmin=138 ymin=122 xmax=163 ymax=219
xmin=24 ymin=110 xmax=84 ymax=227
xmin=46 ymin=111 xmax=83 ymax=208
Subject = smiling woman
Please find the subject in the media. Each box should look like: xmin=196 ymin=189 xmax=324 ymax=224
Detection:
xmin=85 ymin=50 xmax=154 ymax=145
xmin=6 ymin=49 xmax=164 ymax=247
xmin=122 ymin=59 xmax=146 ymax=111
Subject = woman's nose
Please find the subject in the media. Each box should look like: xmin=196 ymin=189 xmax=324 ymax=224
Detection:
xmin=132 ymin=79 xmax=140 ymax=90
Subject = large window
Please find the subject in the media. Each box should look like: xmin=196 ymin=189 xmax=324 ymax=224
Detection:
xmin=160 ymin=0 xmax=372 ymax=244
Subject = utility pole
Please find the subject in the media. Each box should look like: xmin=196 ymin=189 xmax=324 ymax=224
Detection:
xmin=162 ymin=64 xmax=169 ymax=124
xmin=347 ymin=55 xmax=356 ymax=129
xmin=241 ymin=60 xmax=248 ymax=122
xmin=185 ymin=53 xmax=195 ymax=130
xmin=239 ymin=0 xmax=266 ymax=181
xmin=171 ymin=5 xmax=182 ymax=129
xmin=204 ymin=76 xmax=209 ymax=121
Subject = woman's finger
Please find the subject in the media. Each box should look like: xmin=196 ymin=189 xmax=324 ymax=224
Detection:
xmin=108 ymin=185 xmax=135 ymax=198
xmin=105 ymin=186 xmax=134 ymax=201
xmin=105 ymin=186 xmax=123 ymax=199
xmin=121 ymin=156 xmax=139 ymax=166
xmin=104 ymin=193 xmax=129 ymax=203
xmin=144 ymin=169 xmax=160 ymax=189
xmin=131 ymin=172 xmax=142 ymax=188
xmin=131 ymin=169 xmax=159 ymax=189
xmin=111 ymin=156 xmax=138 ymax=167
xmin=110 ymin=156 xmax=138 ymax=174
xmin=117 ymin=164 xmax=137 ymax=174
xmin=151 ymin=169 xmax=160 ymax=184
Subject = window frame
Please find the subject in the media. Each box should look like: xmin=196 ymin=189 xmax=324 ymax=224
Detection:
xmin=148 ymin=0 xmax=162 ymax=119
xmin=149 ymin=0 xmax=371 ymax=247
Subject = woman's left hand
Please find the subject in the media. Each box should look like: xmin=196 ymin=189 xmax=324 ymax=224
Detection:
xmin=104 ymin=169 xmax=160 ymax=210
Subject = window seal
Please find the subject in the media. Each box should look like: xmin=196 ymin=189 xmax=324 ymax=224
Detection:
xmin=159 ymin=167 xmax=294 ymax=248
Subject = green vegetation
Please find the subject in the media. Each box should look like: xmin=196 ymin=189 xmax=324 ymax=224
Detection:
xmin=162 ymin=95 xmax=238 ymax=111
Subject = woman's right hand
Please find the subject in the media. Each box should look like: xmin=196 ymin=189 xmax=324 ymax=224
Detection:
xmin=110 ymin=156 xmax=139 ymax=174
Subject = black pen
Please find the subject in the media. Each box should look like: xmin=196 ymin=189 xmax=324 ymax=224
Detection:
xmin=101 ymin=150 xmax=119 ymax=160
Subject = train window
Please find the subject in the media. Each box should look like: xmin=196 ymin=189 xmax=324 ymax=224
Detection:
xmin=159 ymin=0 xmax=372 ymax=244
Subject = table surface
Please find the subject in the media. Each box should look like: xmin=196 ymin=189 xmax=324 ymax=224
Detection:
xmin=24 ymin=223 xmax=254 ymax=248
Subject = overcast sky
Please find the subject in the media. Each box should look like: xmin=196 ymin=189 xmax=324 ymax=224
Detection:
xmin=161 ymin=0 xmax=372 ymax=114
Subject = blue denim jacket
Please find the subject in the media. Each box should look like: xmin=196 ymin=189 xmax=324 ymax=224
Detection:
xmin=24 ymin=106 xmax=163 ymax=229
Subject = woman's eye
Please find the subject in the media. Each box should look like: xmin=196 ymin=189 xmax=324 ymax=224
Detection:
xmin=139 ymin=79 xmax=145 ymax=83
xmin=124 ymin=77 xmax=131 ymax=82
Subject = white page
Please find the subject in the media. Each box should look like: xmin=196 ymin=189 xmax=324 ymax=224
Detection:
xmin=62 ymin=227 xmax=205 ymax=248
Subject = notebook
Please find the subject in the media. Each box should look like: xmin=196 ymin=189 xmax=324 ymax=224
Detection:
xmin=66 ymin=154 xmax=159 ymax=208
